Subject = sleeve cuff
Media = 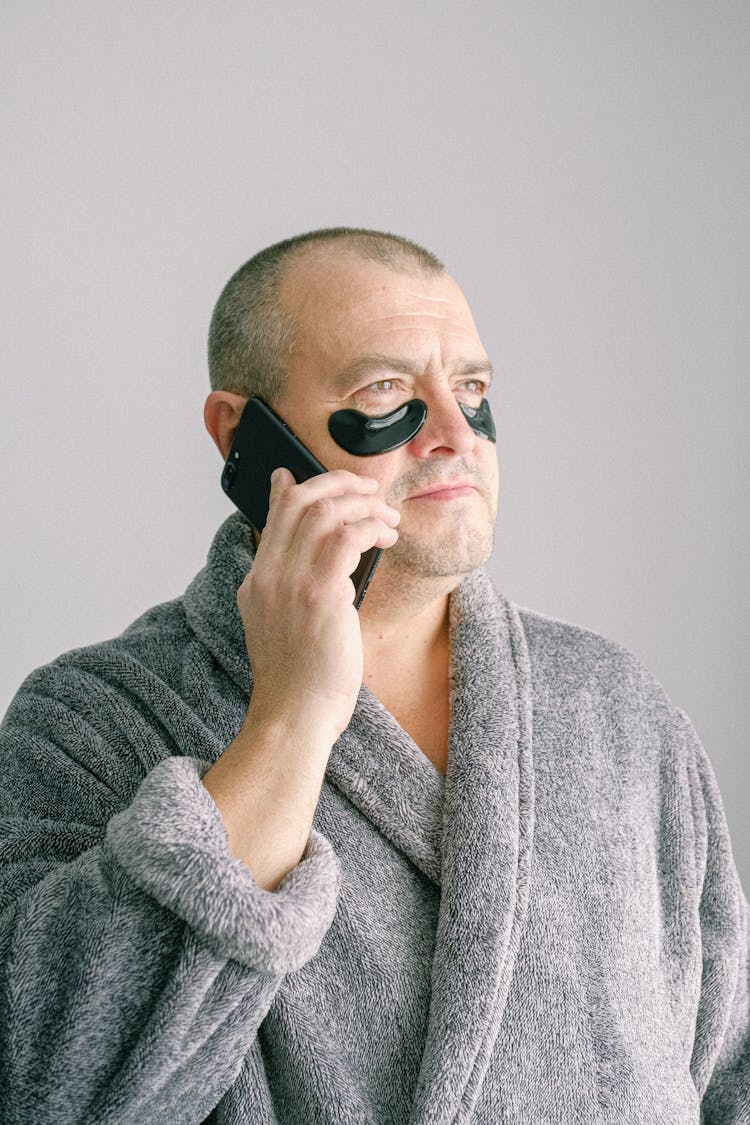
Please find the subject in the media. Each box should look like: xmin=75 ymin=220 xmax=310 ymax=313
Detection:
xmin=106 ymin=756 xmax=341 ymax=974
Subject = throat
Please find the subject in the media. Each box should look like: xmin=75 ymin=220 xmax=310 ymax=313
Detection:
xmin=362 ymin=609 xmax=452 ymax=776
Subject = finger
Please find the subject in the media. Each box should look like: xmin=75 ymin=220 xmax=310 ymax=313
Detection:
xmin=269 ymin=465 xmax=295 ymax=500
xmin=267 ymin=470 xmax=379 ymax=532
xmin=299 ymin=492 xmax=400 ymax=533
xmin=312 ymin=516 xmax=399 ymax=587
xmin=288 ymin=494 xmax=399 ymax=571
xmin=254 ymin=467 xmax=296 ymax=558
xmin=262 ymin=472 xmax=387 ymax=559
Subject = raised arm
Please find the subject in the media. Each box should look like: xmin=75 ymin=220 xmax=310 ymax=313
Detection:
xmin=203 ymin=466 xmax=399 ymax=889
xmin=0 ymin=468 xmax=398 ymax=1123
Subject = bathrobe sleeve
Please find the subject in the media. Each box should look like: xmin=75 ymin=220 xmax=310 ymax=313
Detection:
xmin=684 ymin=710 xmax=750 ymax=1119
xmin=0 ymin=663 xmax=341 ymax=1125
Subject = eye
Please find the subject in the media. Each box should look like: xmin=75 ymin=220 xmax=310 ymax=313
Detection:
xmin=351 ymin=378 xmax=406 ymax=412
xmin=456 ymin=378 xmax=487 ymax=406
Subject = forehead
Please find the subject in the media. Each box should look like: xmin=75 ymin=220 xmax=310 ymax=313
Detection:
xmin=278 ymin=250 xmax=486 ymax=374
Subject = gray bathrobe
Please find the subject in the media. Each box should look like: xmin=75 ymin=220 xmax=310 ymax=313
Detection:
xmin=0 ymin=511 xmax=747 ymax=1123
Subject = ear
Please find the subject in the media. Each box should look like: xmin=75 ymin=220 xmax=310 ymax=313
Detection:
xmin=204 ymin=391 xmax=248 ymax=460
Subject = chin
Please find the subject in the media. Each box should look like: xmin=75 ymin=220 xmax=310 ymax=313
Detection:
xmin=382 ymin=525 xmax=495 ymax=580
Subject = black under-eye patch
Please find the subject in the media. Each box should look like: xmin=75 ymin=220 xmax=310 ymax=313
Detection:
xmin=328 ymin=397 xmax=496 ymax=456
xmin=328 ymin=399 xmax=428 ymax=455
xmin=459 ymin=397 xmax=496 ymax=443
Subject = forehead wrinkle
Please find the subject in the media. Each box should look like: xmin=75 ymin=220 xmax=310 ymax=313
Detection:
xmin=365 ymin=307 xmax=472 ymax=323
xmin=402 ymin=291 xmax=457 ymax=303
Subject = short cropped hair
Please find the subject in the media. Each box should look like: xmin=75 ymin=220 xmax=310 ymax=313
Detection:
xmin=207 ymin=227 xmax=445 ymax=403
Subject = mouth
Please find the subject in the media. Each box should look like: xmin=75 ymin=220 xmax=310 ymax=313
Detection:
xmin=404 ymin=481 xmax=478 ymax=501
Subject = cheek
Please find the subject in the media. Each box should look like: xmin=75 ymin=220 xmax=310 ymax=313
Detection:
xmin=316 ymin=433 xmax=396 ymax=495
xmin=272 ymin=403 xmax=361 ymax=476
xmin=488 ymin=446 xmax=500 ymax=486
xmin=477 ymin=442 xmax=500 ymax=504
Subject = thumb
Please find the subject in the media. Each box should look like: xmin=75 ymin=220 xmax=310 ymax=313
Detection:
xmin=269 ymin=465 xmax=294 ymax=498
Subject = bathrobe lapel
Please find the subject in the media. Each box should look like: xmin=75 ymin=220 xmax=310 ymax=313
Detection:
xmin=325 ymin=568 xmax=536 ymax=1125
xmin=411 ymin=570 xmax=535 ymax=1124
xmin=325 ymin=690 xmax=445 ymax=885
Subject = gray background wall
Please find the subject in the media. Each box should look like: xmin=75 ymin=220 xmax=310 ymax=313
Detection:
xmin=3 ymin=2 xmax=748 ymax=891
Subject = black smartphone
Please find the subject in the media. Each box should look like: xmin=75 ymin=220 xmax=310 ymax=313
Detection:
xmin=221 ymin=396 xmax=382 ymax=609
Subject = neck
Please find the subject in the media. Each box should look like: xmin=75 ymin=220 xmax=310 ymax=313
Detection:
xmin=358 ymin=572 xmax=459 ymax=771
xmin=358 ymin=568 xmax=461 ymax=676
xmin=360 ymin=590 xmax=449 ymax=659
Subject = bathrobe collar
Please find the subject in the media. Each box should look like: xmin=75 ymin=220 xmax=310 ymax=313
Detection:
xmin=184 ymin=512 xmax=535 ymax=1124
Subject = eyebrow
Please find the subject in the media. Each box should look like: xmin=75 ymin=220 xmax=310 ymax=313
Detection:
xmin=332 ymin=353 xmax=494 ymax=396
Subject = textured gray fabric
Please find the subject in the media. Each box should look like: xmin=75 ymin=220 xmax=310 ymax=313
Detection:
xmin=0 ymin=510 xmax=747 ymax=1123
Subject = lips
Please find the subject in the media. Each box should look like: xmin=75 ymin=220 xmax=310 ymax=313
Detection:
xmin=405 ymin=480 xmax=477 ymax=500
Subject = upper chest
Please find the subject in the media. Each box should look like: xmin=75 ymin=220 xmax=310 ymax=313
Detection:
xmin=364 ymin=651 xmax=451 ymax=775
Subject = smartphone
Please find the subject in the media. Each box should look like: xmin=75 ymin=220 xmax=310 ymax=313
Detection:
xmin=221 ymin=396 xmax=382 ymax=608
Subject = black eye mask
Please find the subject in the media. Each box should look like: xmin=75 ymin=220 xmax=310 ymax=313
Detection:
xmin=328 ymin=397 xmax=496 ymax=456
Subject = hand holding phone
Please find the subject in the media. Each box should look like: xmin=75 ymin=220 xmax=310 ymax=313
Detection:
xmin=219 ymin=396 xmax=400 ymax=744
xmin=221 ymin=396 xmax=384 ymax=607
xmin=204 ymin=421 xmax=400 ymax=888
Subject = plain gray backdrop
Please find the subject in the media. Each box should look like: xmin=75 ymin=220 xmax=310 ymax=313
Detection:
xmin=3 ymin=2 xmax=748 ymax=890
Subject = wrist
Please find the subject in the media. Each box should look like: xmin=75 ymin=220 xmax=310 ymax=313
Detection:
xmin=243 ymin=692 xmax=350 ymax=749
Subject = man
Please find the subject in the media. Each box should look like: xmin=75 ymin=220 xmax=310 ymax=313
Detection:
xmin=0 ymin=228 xmax=747 ymax=1123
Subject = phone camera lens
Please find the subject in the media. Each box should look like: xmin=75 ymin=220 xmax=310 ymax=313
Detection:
xmin=221 ymin=462 xmax=236 ymax=492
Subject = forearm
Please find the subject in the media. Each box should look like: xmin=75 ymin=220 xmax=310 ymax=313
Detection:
xmin=202 ymin=706 xmax=336 ymax=891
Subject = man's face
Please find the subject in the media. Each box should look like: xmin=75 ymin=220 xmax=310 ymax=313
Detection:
xmin=271 ymin=251 xmax=499 ymax=582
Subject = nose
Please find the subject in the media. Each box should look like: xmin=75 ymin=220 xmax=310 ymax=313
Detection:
xmin=407 ymin=389 xmax=478 ymax=459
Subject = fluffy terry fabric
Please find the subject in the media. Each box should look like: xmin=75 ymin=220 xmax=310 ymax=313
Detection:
xmin=0 ymin=511 xmax=748 ymax=1124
